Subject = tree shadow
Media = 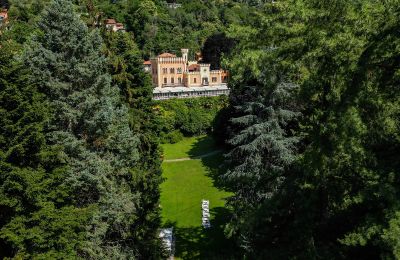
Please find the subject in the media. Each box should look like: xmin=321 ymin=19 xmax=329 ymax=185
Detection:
xmin=163 ymin=207 xmax=240 ymax=259
xmin=201 ymin=152 xmax=234 ymax=192
xmin=188 ymin=135 xmax=234 ymax=192
xmin=188 ymin=136 xmax=230 ymax=191
xmin=187 ymin=135 xmax=217 ymax=158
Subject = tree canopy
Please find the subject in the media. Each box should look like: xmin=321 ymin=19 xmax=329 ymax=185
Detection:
xmin=223 ymin=0 xmax=400 ymax=258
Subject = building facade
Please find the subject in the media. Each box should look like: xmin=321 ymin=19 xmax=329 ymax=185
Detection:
xmin=149 ymin=49 xmax=228 ymax=88
xmin=146 ymin=49 xmax=229 ymax=99
xmin=104 ymin=19 xmax=125 ymax=32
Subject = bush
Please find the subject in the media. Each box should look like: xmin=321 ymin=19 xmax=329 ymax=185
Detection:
xmin=155 ymin=96 xmax=228 ymax=140
xmin=161 ymin=130 xmax=184 ymax=144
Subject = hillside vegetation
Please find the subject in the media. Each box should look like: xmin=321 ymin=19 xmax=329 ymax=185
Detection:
xmin=1 ymin=0 xmax=400 ymax=259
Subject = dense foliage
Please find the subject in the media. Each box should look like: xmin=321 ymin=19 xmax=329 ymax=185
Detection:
xmin=2 ymin=0 xmax=400 ymax=259
xmin=0 ymin=26 xmax=84 ymax=259
xmin=102 ymin=30 xmax=163 ymax=258
xmin=224 ymin=0 xmax=400 ymax=259
xmin=88 ymin=0 xmax=256 ymax=59
xmin=156 ymin=96 xmax=228 ymax=143
xmin=0 ymin=0 xmax=162 ymax=258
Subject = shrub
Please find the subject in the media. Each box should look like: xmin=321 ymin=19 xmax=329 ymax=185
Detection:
xmin=155 ymin=96 xmax=228 ymax=139
xmin=161 ymin=130 xmax=184 ymax=144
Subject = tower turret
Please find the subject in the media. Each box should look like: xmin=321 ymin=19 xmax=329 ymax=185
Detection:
xmin=181 ymin=48 xmax=189 ymax=63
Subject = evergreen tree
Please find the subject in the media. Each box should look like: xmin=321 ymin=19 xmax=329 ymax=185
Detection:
xmin=14 ymin=0 xmax=160 ymax=257
xmin=0 ymin=24 xmax=88 ymax=259
xmin=224 ymin=0 xmax=400 ymax=258
xmin=103 ymin=30 xmax=163 ymax=258
xmin=223 ymin=82 xmax=301 ymax=255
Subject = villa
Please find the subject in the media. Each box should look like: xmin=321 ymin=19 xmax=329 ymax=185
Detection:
xmin=104 ymin=19 xmax=125 ymax=32
xmin=145 ymin=49 xmax=230 ymax=100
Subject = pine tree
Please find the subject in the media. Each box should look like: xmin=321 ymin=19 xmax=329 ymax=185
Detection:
xmin=19 ymin=0 xmax=158 ymax=257
xmin=0 ymin=25 xmax=89 ymax=259
xmin=103 ymin=30 xmax=163 ymax=258
xmin=223 ymin=82 xmax=301 ymax=254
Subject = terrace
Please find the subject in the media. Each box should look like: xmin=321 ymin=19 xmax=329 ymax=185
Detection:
xmin=153 ymin=85 xmax=229 ymax=100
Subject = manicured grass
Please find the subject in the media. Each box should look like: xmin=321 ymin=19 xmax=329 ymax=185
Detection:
xmin=161 ymin=158 xmax=230 ymax=227
xmin=160 ymin=136 xmax=238 ymax=258
xmin=161 ymin=135 xmax=216 ymax=160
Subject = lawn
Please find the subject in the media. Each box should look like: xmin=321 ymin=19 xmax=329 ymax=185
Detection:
xmin=160 ymin=136 xmax=238 ymax=259
xmin=161 ymin=157 xmax=229 ymax=227
xmin=161 ymin=135 xmax=216 ymax=160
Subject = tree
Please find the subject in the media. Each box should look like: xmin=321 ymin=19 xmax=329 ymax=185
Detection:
xmin=0 ymin=22 xmax=88 ymax=259
xmin=224 ymin=0 xmax=400 ymax=258
xmin=103 ymin=30 xmax=163 ymax=258
xmin=201 ymin=32 xmax=235 ymax=70
xmin=223 ymin=82 xmax=301 ymax=256
xmin=2 ymin=0 xmax=160 ymax=257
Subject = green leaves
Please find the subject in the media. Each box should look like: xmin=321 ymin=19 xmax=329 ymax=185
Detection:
xmin=1 ymin=0 xmax=162 ymax=258
xmin=156 ymin=96 xmax=229 ymax=141
xmin=223 ymin=0 xmax=400 ymax=258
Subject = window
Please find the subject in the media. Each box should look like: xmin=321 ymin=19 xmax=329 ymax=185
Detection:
xmin=164 ymin=78 xmax=167 ymax=84
xmin=204 ymin=68 xmax=207 ymax=72
xmin=170 ymin=68 xmax=175 ymax=74
xmin=193 ymin=78 xmax=197 ymax=83
xmin=212 ymin=77 xmax=217 ymax=83
xmin=163 ymin=68 xmax=168 ymax=74
xmin=177 ymin=67 xmax=182 ymax=73
xmin=178 ymin=77 xmax=182 ymax=84
xmin=171 ymin=77 xmax=174 ymax=84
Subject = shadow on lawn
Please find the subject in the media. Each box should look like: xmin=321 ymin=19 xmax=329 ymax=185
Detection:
xmin=168 ymin=135 xmax=240 ymax=258
xmin=187 ymin=135 xmax=216 ymax=158
xmin=164 ymin=207 xmax=240 ymax=259
xmin=201 ymin=153 xmax=234 ymax=192
xmin=189 ymin=136 xmax=234 ymax=192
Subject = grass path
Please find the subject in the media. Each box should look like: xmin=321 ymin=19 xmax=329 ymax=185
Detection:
xmin=163 ymin=150 xmax=222 ymax=162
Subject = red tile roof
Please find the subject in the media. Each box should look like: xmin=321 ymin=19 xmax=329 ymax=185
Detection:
xmin=143 ymin=60 xmax=152 ymax=65
xmin=105 ymin=19 xmax=116 ymax=24
xmin=158 ymin=53 xmax=176 ymax=58
xmin=188 ymin=64 xmax=200 ymax=71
